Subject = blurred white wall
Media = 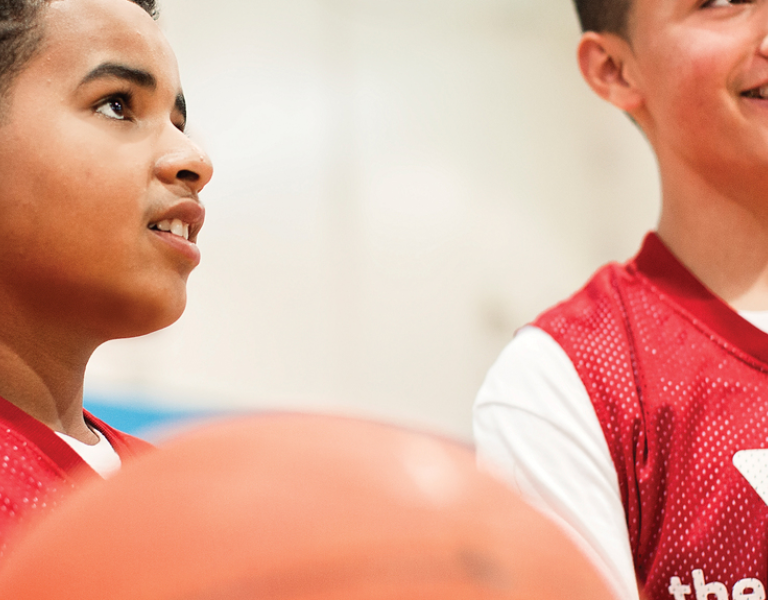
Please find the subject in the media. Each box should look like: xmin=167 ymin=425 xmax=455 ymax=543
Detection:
xmin=84 ymin=0 xmax=660 ymax=440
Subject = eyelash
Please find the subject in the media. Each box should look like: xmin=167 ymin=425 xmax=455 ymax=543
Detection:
xmin=94 ymin=92 xmax=134 ymax=121
xmin=94 ymin=91 xmax=187 ymax=132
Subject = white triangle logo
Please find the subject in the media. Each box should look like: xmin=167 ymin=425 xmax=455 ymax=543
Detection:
xmin=733 ymin=449 xmax=768 ymax=505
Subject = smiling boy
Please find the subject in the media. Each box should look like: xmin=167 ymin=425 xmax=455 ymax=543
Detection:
xmin=0 ymin=0 xmax=212 ymax=554
xmin=474 ymin=0 xmax=768 ymax=599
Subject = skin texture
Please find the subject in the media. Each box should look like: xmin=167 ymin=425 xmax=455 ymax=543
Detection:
xmin=0 ymin=0 xmax=212 ymax=443
xmin=578 ymin=0 xmax=768 ymax=311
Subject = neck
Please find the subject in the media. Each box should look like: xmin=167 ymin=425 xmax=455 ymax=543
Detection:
xmin=0 ymin=302 xmax=99 ymax=444
xmin=657 ymin=160 xmax=768 ymax=312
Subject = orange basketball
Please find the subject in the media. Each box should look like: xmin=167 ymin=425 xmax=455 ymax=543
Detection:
xmin=0 ymin=414 xmax=616 ymax=599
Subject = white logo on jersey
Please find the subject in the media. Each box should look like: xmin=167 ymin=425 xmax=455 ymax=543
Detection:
xmin=669 ymin=570 xmax=764 ymax=599
xmin=733 ymin=450 xmax=768 ymax=505
xmin=666 ymin=454 xmax=768 ymax=598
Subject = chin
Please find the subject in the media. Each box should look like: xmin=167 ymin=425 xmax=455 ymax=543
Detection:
xmin=105 ymin=289 xmax=188 ymax=340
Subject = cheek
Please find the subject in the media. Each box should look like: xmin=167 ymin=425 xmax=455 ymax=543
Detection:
xmin=653 ymin=43 xmax=714 ymax=113
xmin=37 ymin=129 xmax=146 ymax=217
xmin=0 ymin=138 xmax=148 ymax=281
xmin=645 ymin=36 xmax=740 ymax=150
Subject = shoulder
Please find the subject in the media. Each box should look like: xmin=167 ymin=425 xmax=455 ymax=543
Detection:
xmin=475 ymin=325 xmax=589 ymax=414
xmin=534 ymin=260 xmax=637 ymax=338
xmin=0 ymin=425 xmax=76 ymax=556
xmin=473 ymin=325 xmax=608 ymax=485
xmin=474 ymin=326 xmax=609 ymax=463
xmin=0 ymin=424 xmax=70 ymax=484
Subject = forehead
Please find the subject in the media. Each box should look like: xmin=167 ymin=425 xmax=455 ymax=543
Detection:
xmin=36 ymin=0 xmax=179 ymax=88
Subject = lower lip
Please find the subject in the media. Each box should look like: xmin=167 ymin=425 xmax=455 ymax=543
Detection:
xmin=151 ymin=230 xmax=201 ymax=266
xmin=742 ymin=94 xmax=768 ymax=104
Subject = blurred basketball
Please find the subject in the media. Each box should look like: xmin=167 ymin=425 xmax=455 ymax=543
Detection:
xmin=0 ymin=414 xmax=615 ymax=599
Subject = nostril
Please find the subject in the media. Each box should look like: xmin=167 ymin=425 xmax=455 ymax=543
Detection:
xmin=177 ymin=169 xmax=200 ymax=182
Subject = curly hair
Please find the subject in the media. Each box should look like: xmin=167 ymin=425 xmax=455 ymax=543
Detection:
xmin=572 ymin=0 xmax=633 ymax=39
xmin=0 ymin=0 xmax=158 ymax=100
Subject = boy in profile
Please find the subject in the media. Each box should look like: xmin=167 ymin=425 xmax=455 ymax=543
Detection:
xmin=474 ymin=0 xmax=768 ymax=598
xmin=0 ymin=0 xmax=212 ymax=553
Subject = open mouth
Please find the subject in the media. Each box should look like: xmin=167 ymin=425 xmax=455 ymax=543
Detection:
xmin=742 ymin=85 xmax=768 ymax=99
xmin=148 ymin=218 xmax=191 ymax=241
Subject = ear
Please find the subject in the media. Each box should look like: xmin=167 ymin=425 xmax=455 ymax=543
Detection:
xmin=577 ymin=32 xmax=644 ymax=113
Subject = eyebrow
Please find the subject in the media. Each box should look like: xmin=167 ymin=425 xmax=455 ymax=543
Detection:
xmin=79 ymin=62 xmax=187 ymax=125
xmin=80 ymin=63 xmax=157 ymax=90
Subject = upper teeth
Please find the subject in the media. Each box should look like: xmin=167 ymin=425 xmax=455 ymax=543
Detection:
xmin=153 ymin=218 xmax=190 ymax=240
xmin=745 ymin=85 xmax=768 ymax=99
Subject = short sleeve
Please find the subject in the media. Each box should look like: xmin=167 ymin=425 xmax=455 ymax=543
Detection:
xmin=473 ymin=325 xmax=639 ymax=600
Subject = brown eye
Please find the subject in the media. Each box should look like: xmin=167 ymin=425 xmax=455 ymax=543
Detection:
xmin=95 ymin=95 xmax=129 ymax=120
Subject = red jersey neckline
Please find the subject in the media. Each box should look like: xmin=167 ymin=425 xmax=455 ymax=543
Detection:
xmin=632 ymin=232 xmax=768 ymax=367
xmin=0 ymin=397 xmax=150 ymax=481
xmin=0 ymin=397 xmax=89 ymax=478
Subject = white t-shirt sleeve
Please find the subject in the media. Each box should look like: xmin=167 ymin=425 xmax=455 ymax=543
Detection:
xmin=473 ymin=325 xmax=639 ymax=600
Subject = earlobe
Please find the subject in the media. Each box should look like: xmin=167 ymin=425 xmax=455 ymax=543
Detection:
xmin=577 ymin=32 xmax=644 ymax=113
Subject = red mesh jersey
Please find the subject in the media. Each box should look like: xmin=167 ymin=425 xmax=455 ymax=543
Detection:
xmin=0 ymin=397 xmax=152 ymax=559
xmin=535 ymin=233 xmax=768 ymax=600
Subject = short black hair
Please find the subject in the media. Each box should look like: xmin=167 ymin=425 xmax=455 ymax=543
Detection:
xmin=572 ymin=0 xmax=633 ymax=38
xmin=0 ymin=0 xmax=158 ymax=101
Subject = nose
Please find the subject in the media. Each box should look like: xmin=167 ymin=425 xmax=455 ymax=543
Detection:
xmin=155 ymin=128 xmax=214 ymax=195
